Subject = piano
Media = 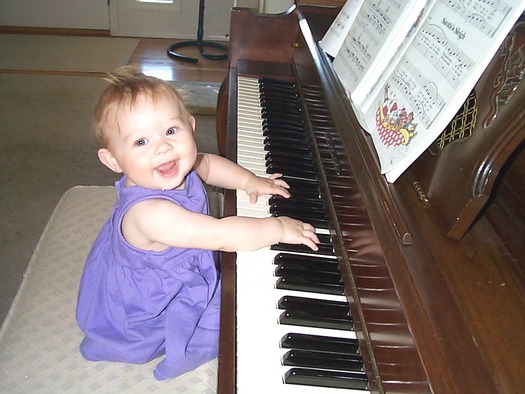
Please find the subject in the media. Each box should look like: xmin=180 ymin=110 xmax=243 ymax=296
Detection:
xmin=216 ymin=4 xmax=525 ymax=393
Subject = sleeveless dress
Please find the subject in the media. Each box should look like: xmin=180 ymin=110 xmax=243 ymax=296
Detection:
xmin=76 ymin=171 xmax=221 ymax=380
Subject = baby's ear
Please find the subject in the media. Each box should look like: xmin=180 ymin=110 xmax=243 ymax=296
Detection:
xmin=98 ymin=148 xmax=123 ymax=173
xmin=189 ymin=115 xmax=196 ymax=132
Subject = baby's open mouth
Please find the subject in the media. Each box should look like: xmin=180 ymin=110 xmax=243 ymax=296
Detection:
xmin=155 ymin=160 xmax=177 ymax=177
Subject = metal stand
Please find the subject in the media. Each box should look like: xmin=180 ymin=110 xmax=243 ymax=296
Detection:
xmin=167 ymin=0 xmax=228 ymax=63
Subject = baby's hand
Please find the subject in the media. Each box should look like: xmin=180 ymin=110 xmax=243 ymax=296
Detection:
xmin=276 ymin=216 xmax=319 ymax=251
xmin=244 ymin=173 xmax=291 ymax=204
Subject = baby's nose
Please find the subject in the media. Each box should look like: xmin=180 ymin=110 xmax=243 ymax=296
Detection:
xmin=156 ymin=140 xmax=172 ymax=154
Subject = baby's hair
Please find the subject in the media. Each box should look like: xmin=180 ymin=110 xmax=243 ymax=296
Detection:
xmin=93 ymin=65 xmax=190 ymax=147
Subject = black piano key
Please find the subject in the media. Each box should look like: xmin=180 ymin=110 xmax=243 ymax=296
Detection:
xmin=262 ymin=123 xmax=304 ymax=135
xmin=279 ymin=309 xmax=352 ymax=331
xmin=266 ymin=157 xmax=313 ymax=169
xmin=277 ymin=296 xmax=353 ymax=331
xmin=282 ymin=349 xmax=364 ymax=372
xmin=262 ymin=123 xmax=306 ymax=135
xmin=260 ymin=91 xmax=299 ymax=102
xmin=262 ymin=117 xmax=303 ymax=129
xmin=271 ymin=209 xmax=327 ymax=228
xmin=262 ymin=118 xmax=303 ymax=128
xmin=283 ymin=368 xmax=368 ymax=390
xmin=264 ymin=139 xmax=311 ymax=154
xmin=273 ymin=252 xmax=339 ymax=270
xmin=265 ymin=152 xmax=315 ymax=166
xmin=280 ymin=176 xmax=318 ymax=189
xmin=275 ymin=263 xmax=342 ymax=283
xmin=276 ymin=276 xmax=344 ymax=295
xmin=259 ymin=81 xmax=297 ymax=92
xmin=260 ymin=87 xmax=298 ymax=98
xmin=270 ymin=187 xmax=322 ymax=203
xmin=272 ymin=241 xmax=334 ymax=255
xmin=280 ymin=332 xmax=360 ymax=355
xmin=270 ymin=205 xmax=326 ymax=222
xmin=266 ymin=164 xmax=317 ymax=180
xmin=263 ymin=133 xmax=310 ymax=147
xmin=261 ymin=101 xmax=298 ymax=111
xmin=264 ymin=141 xmax=311 ymax=155
xmin=265 ymin=158 xmax=315 ymax=174
xmin=262 ymin=112 xmax=303 ymax=125
xmin=269 ymin=202 xmax=326 ymax=220
xmin=277 ymin=296 xmax=350 ymax=317
xmin=266 ymin=160 xmax=316 ymax=176
xmin=286 ymin=191 xmax=322 ymax=203
xmin=259 ymin=78 xmax=297 ymax=93
xmin=283 ymin=189 xmax=322 ymax=203
xmin=259 ymin=84 xmax=297 ymax=96
xmin=269 ymin=196 xmax=325 ymax=211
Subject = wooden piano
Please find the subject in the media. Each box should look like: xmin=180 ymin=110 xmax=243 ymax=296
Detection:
xmin=216 ymin=4 xmax=525 ymax=393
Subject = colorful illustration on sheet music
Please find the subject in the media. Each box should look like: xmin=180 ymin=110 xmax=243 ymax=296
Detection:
xmin=375 ymin=84 xmax=418 ymax=147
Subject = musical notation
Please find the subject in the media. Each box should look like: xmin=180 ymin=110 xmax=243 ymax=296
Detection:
xmin=335 ymin=0 xmax=405 ymax=89
xmin=439 ymin=0 xmax=513 ymax=37
xmin=392 ymin=59 xmax=446 ymax=128
xmin=414 ymin=24 xmax=474 ymax=89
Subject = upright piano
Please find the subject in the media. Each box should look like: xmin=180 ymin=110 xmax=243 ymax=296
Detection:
xmin=216 ymin=4 xmax=525 ymax=393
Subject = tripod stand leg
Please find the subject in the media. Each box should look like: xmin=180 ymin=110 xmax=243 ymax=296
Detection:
xmin=167 ymin=0 xmax=228 ymax=63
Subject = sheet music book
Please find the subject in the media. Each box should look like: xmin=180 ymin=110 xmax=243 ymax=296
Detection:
xmin=321 ymin=0 xmax=525 ymax=182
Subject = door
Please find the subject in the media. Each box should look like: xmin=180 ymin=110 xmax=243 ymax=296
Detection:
xmin=110 ymin=0 xmax=232 ymax=40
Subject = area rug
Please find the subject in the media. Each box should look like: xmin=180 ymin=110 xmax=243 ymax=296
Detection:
xmin=0 ymin=34 xmax=139 ymax=73
xmin=172 ymin=81 xmax=221 ymax=116
xmin=0 ymin=185 xmax=223 ymax=393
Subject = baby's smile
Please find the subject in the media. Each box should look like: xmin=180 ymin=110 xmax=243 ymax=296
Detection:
xmin=155 ymin=160 xmax=178 ymax=177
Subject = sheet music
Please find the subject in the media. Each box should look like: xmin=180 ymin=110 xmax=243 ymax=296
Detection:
xmin=320 ymin=0 xmax=365 ymax=57
xmin=332 ymin=0 xmax=430 ymax=107
xmin=363 ymin=0 xmax=522 ymax=182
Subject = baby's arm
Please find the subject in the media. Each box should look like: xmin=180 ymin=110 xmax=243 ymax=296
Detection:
xmin=195 ymin=153 xmax=290 ymax=203
xmin=122 ymin=199 xmax=319 ymax=252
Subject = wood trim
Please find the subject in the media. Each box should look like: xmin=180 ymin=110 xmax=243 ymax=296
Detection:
xmin=0 ymin=26 xmax=110 ymax=37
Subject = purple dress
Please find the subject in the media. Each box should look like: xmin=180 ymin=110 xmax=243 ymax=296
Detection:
xmin=76 ymin=171 xmax=221 ymax=380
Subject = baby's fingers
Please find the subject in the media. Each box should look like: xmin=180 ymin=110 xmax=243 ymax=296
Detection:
xmin=248 ymin=191 xmax=259 ymax=204
xmin=269 ymin=173 xmax=290 ymax=189
xmin=301 ymin=223 xmax=319 ymax=251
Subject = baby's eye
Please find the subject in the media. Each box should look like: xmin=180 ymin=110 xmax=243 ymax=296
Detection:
xmin=134 ymin=138 xmax=147 ymax=147
xmin=166 ymin=127 xmax=177 ymax=136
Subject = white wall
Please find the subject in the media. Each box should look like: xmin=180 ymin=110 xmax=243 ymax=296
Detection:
xmin=0 ymin=0 xmax=233 ymax=40
xmin=0 ymin=0 xmax=110 ymax=30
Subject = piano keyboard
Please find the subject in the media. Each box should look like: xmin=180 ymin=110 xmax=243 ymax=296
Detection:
xmin=235 ymin=76 xmax=369 ymax=393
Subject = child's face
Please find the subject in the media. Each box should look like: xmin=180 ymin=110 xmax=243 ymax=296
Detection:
xmin=100 ymin=93 xmax=197 ymax=190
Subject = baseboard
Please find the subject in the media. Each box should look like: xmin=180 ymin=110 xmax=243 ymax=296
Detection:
xmin=0 ymin=25 xmax=111 ymax=37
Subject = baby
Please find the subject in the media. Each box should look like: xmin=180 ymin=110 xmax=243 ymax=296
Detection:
xmin=76 ymin=67 xmax=319 ymax=380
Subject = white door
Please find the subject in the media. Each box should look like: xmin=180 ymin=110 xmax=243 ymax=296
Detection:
xmin=110 ymin=0 xmax=232 ymax=40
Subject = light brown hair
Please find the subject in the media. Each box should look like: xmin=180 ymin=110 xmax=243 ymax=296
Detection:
xmin=93 ymin=66 xmax=190 ymax=148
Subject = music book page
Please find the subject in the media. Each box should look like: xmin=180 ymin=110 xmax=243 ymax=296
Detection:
xmin=332 ymin=0 xmax=433 ymax=107
xmin=319 ymin=0 xmax=364 ymax=57
xmin=322 ymin=0 xmax=525 ymax=182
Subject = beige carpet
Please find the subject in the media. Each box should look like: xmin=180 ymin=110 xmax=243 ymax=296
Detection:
xmin=0 ymin=186 xmax=221 ymax=393
xmin=0 ymin=34 xmax=140 ymax=73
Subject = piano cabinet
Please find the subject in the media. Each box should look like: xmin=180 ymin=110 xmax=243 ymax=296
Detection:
xmin=217 ymin=4 xmax=525 ymax=393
